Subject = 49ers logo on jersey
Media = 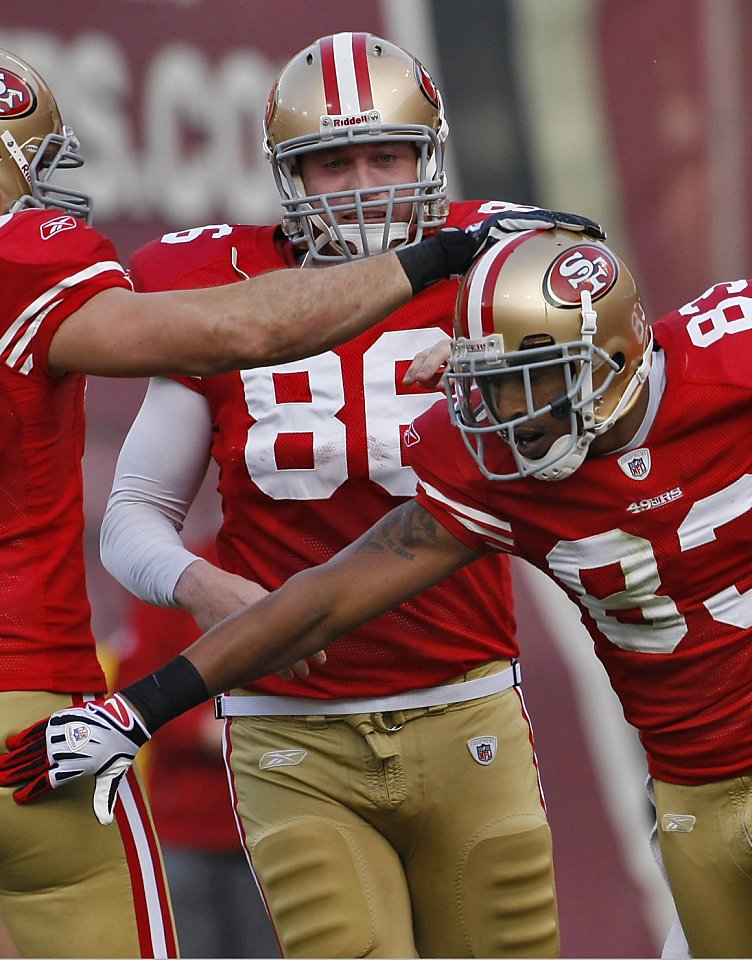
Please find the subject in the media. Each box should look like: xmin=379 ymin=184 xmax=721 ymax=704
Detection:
xmin=0 ymin=69 xmax=35 ymax=118
xmin=543 ymin=244 xmax=618 ymax=307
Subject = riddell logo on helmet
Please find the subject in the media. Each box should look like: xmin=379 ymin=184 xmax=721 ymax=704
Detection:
xmin=0 ymin=70 xmax=35 ymax=118
xmin=331 ymin=113 xmax=370 ymax=127
xmin=543 ymin=245 xmax=618 ymax=307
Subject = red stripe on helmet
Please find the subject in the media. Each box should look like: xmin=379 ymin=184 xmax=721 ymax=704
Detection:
xmin=458 ymin=229 xmax=542 ymax=339
xmin=480 ymin=231 xmax=543 ymax=337
xmin=351 ymin=33 xmax=374 ymax=111
xmin=319 ymin=35 xmax=341 ymax=115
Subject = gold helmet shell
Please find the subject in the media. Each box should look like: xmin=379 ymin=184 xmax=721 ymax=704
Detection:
xmin=263 ymin=32 xmax=448 ymax=261
xmin=447 ymin=229 xmax=652 ymax=480
xmin=0 ymin=49 xmax=90 ymax=220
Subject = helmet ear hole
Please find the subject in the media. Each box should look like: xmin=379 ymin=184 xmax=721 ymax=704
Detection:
xmin=612 ymin=351 xmax=626 ymax=372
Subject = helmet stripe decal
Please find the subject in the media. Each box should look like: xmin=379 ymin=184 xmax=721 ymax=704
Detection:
xmin=350 ymin=33 xmax=374 ymax=111
xmin=463 ymin=231 xmax=537 ymax=340
xmin=320 ymin=33 xmax=374 ymax=116
xmin=319 ymin=36 xmax=341 ymax=114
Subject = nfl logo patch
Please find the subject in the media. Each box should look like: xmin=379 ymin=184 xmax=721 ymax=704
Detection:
xmin=467 ymin=736 xmax=498 ymax=765
xmin=65 ymin=721 xmax=91 ymax=752
xmin=617 ymin=447 xmax=651 ymax=480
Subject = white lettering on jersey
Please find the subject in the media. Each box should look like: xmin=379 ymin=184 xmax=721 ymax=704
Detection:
xmin=421 ymin=472 xmax=752 ymax=655
xmin=241 ymin=328 xmax=448 ymax=500
xmin=627 ymin=487 xmax=682 ymax=514
xmin=160 ymin=224 xmax=232 ymax=244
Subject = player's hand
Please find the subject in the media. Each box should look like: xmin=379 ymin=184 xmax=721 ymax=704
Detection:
xmin=276 ymin=649 xmax=327 ymax=681
xmin=464 ymin=207 xmax=606 ymax=260
xmin=397 ymin=206 xmax=607 ymax=294
xmin=403 ymin=339 xmax=452 ymax=390
xmin=0 ymin=694 xmax=150 ymax=825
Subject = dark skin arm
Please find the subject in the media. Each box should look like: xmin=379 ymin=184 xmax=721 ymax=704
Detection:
xmin=179 ymin=500 xmax=481 ymax=694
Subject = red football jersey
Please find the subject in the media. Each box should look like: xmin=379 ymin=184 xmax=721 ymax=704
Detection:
xmin=0 ymin=209 xmax=130 ymax=692
xmin=129 ymin=203 xmax=519 ymax=698
xmin=406 ymin=277 xmax=752 ymax=784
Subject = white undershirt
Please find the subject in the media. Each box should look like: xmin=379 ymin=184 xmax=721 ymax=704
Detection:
xmin=100 ymin=376 xmax=214 ymax=606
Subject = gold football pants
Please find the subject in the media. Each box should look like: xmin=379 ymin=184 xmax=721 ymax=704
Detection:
xmin=654 ymin=774 xmax=752 ymax=958
xmin=0 ymin=691 xmax=177 ymax=959
xmin=227 ymin=663 xmax=559 ymax=958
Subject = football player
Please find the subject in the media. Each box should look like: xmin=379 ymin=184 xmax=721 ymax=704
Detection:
xmin=6 ymin=225 xmax=746 ymax=957
xmin=93 ymin=34 xmax=604 ymax=959
xmin=0 ymin=46 xmax=567 ymax=959
xmin=37 ymin=226 xmax=751 ymax=958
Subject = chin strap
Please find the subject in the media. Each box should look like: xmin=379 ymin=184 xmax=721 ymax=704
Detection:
xmin=524 ymin=289 xmax=598 ymax=481
xmin=335 ymin=220 xmax=411 ymax=256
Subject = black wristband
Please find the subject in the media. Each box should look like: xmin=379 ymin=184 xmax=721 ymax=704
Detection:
xmin=396 ymin=235 xmax=452 ymax=294
xmin=395 ymin=229 xmax=478 ymax=295
xmin=121 ymin=655 xmax=209 ymax=733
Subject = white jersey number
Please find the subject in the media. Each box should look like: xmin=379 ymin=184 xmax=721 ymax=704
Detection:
xmin=242 ymin=329 xmax=447 ymax=499
xmin=546 ymin=475 xmax=752 ymax=653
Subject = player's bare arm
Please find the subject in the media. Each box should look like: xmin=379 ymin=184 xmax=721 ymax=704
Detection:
xmin=46 ymin=251 xmax=412 ymax=377
xmin=180 ymin=500 xmax=481 ymax=694
xmin=45 ymin=208 xmax=604 ymax=378
xmin=172 ymin=558 xmax=326 ymax=680
xmin=0 ymin=500 xmax=480 ymax=825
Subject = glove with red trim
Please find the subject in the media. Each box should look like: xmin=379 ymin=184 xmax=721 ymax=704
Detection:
xmin=397 ymin=206 xmax=606 ymax=293
xmin=0 ymin=693 xmax=150 ymax=825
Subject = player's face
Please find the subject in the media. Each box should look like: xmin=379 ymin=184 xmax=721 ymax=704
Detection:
xmin=297 ymin=141 xmax=419 ymax=225
xmin=485 ymin=364 xmax=572 ymax=462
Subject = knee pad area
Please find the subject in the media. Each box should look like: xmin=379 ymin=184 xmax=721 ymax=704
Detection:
xmin=460 ymin=820 xmax=559 ymax=958
xmin=251 ymin=819 xmax=378 ymax=959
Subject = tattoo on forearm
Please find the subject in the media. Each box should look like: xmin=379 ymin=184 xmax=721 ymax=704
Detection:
xmin=360 ymin=503 xmax=439 ymax=560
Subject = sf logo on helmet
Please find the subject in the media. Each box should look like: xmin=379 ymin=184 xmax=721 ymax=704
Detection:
xmin=544 ymin=244 xmax=619 ymax=306
xmin=0 ymin=71 xmax=34 ymax=118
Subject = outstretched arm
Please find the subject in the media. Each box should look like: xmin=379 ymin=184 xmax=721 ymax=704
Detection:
xmin=0 ymin=502 xmax=480 ymax=823
xmin=47 ymin=207 xmax=605 ymax=378
xmin=180 ymin=500 xmax=478 ymax=693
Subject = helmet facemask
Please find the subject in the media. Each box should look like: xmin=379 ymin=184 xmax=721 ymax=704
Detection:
xmin=12 ymin=126 xmax=90 ymax=220
xmin=447 ymin=232 xmax=653 ymax=481
xmin=264 ymin=33 xmax=449 ymax=263
xmin=271 ymin=124 xmax=446 ymax=261
xmin=0 ymin=50 xmax=91 ymax=221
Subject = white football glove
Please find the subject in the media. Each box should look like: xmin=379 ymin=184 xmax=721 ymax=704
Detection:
xmin=397 ymin=206 xmax=606 ymax=293
xmin=462 ymin=207 xmax=606 ymax=260
xmin=0 ymin=694 xmax=150 ymax=825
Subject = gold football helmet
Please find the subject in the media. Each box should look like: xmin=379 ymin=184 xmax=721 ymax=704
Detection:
xmin=446 ymin=229 xmax=653 ymax=481
xmin=0 ymin=49 xmax=90 ymax=220
xmin=263 ymin=32 xmax=449 ymax=261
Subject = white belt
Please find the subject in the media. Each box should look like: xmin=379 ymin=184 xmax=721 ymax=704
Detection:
xmin=215 ymin=661 xmax=521 ymax=718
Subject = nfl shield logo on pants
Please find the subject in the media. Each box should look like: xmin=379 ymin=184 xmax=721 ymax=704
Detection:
xmin=467 ymin=736 xmax=498 ymax=765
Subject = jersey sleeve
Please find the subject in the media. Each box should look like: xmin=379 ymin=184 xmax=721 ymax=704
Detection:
xmin=0 ymin=210 xmax=129 ymax=377
xmin=653 ymin=277 xmax=752 ymax=389
xmin=403 ymin=398 xmax=509 ymax=554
